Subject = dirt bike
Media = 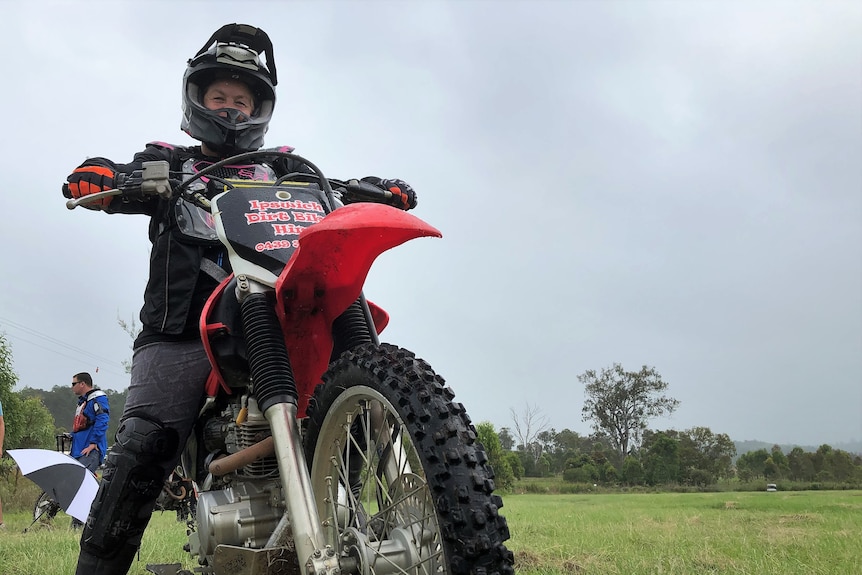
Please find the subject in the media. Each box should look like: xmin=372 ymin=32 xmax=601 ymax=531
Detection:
xmin=67 ymin=151 xmax=514 ymax=575
xmin=25 ymin=435 xmax=70 ymax=531
xmin=154 ymin=467 xmax=198 ymax=524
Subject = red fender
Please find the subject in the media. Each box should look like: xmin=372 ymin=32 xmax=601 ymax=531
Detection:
xmin=366 ymin=300 xmax=390 ymax=334
xmin=200 ymin=274 xmax=237 ymax=397
xmin=275 ymin=203 xmax=441 ymax=416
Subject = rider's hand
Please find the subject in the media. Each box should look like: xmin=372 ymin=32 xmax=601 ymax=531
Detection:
xmin=63 ymin=165 xmax=117 ymax=209
xmin=364 ymin=177 xmax=418 ymax=210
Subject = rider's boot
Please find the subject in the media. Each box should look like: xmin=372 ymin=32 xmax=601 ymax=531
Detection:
xmin=76 ymin=544 xmax=139 ymax=574
xmin=74 ymin=415 xmax=178 ymax=575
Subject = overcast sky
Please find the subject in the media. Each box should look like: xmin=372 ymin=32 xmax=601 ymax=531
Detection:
xmin=0 ymin=0 xmax=859 ymax=448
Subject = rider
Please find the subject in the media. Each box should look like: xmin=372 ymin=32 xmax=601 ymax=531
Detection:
xmin=62 ymin=23 xmax=417 ymax=575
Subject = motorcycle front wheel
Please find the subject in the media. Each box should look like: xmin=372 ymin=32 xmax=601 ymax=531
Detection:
xmin=303 ymin=343 xmax=514 ymax=575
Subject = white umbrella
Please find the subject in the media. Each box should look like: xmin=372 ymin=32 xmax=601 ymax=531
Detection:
xmin=9 ymin=448 xmax=99 ymax=523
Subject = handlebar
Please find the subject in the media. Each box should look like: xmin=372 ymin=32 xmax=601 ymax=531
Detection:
xmin=65 ymin=161 xmax=174 ymax=210
xmin=341 ymin=179 xmax=398 ymax=204
xmin=66 ymin=151 xmax=404 ymax=211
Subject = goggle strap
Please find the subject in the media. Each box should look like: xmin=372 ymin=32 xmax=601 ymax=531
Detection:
xmin=194 ymin=23 xmax=277 ymax=86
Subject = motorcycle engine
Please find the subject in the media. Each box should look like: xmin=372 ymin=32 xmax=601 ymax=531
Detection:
xmin=188 ymin=396 xmax=285 ymax=565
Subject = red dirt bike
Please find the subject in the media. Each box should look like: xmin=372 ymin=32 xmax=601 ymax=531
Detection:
xmin=67 ymin=151 xmax=514 ymax=575
xmin=27 ymin=434 xmax=72 ymax=531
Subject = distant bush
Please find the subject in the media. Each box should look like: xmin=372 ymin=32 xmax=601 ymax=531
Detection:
xmin=512 ymin=474 xmax=862 ymax=494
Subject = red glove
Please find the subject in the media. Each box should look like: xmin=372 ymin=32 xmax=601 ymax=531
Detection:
xmin=63 ymin=165 xmax=116 ymax=209
xmin=362 ymin=176 xmax=419 ymax=211
xmin=373 ymin=178 xmax=418 ymax=210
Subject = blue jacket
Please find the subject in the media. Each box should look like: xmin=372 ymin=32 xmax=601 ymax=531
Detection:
xmin=70 ymin=389 xmax=110 ymax=464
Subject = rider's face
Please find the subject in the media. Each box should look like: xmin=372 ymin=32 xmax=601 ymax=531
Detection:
xmin=202 ymin=79 xmax=255 ymax=119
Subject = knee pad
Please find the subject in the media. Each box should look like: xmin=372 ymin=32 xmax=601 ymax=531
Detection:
xmin=80 ymin=416 xmax=179 ymax=558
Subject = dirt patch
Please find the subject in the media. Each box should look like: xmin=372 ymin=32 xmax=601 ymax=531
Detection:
xmin=514 ymin=550 xmax=585 ymax=573
xmin=777 ymin=513 xmax=822 ymax=524
xmin=514 ymin=550 xmax=543 ymax=570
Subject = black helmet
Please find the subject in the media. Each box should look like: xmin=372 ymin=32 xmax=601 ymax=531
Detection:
xmin=181 ymin=24 xmax=278 ymax=153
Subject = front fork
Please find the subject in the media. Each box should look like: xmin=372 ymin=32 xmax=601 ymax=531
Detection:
xmin=236 ymin=275 xmax=336 ymax=575
xmin=267 ymin=403 xmax=337 ymax=573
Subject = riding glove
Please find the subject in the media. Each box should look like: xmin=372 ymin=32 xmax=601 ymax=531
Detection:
xmin=63 ymin=165 xmax=117 ymax=209
xmin=363 ymin=177 xmax=418 ymax=210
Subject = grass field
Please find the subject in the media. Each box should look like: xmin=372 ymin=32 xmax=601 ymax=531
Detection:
xmin=0 ymin=489 xmax=859 ymax=574
xmin=505 ymin=490 xmax=862 ymax=574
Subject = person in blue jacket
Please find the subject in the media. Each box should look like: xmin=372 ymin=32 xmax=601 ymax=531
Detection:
xmin=70 ymin=372 xmax=110 ymax=471
xmin=69 ymin=372 xmax=109 ymax=528
xmin=69 ymin=372 xmax=109 ymax=529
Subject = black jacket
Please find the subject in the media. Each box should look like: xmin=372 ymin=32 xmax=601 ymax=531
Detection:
xmin=80 ymin=142 xmax=331 ymax=347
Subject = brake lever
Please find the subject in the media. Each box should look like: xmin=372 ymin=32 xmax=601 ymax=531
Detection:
xmin=65 ymin=189 xmax=122 ymax=210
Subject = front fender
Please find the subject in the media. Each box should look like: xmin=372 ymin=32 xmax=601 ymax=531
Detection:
xmin=275 ymin=203 xmax=441 ymax=414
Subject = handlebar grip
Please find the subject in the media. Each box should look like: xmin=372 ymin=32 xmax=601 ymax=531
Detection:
xmin=345 ymin=179 xmax=395 ymax=203
xmin=64 ymin=170 xmax=134 ymax=209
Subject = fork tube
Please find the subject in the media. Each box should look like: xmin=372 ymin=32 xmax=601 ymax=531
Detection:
xmin=238 ymin=278 xmax=297 ymax=412
xmin=237 ymin=276 xmax=326 ymax=565
xmin=266 ymin=402 xmax=326 ymax=566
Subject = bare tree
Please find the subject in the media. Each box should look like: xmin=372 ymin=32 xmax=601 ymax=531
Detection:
xmin=509 ymin=403 xmax=550 ymax=462
xmin=117 ymin=314 xmax=141 ymax=375
xmin=497 ymin=427 xmax=515 ymax=451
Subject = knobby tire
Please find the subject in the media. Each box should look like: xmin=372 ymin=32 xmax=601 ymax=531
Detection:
xmin=303 ymin=343 xmax=514 ymax=575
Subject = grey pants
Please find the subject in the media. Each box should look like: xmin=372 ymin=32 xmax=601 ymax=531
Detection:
xmin=75 ymin=339 xmax=212 ymax=573
xmin=123 ymin=339 xmax=213 ymax=472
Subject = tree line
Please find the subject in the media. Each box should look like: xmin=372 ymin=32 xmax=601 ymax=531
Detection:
xmin=21 ymin=385 xmax=126 ymax=446
xmin=1 ymin=383 xmax=126 ymax=453
xmin=736 ymin=444 xmax=859 ymax=483
xmin=0 ymin=333 xmax=126 ymax=453
xmin=476 ymin=363 xmax=862 ymax=490
xmin=478 ymin=422 xmax=862 ymax=491
xmin=1 ymin=335 xmax=859 ymax=491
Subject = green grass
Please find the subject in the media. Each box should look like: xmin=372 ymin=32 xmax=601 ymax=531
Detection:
xmin=0 ymin=511 xmax=193 ymax=575
xmin=504 ymin=490 xmax=862 ymax=574
xmin=0 ymin=488 xmax=859 ymax=574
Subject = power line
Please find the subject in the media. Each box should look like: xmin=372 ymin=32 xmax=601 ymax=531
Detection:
xmin=0 ymin=312 xmax=129 ymax=359
xmin=3 ymin=331 xmax=129 ymax=379
xmin=0 ymin=315 xmax=125 ymax=366
xmin=0 ymin=315 xmax=129 ymax=378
